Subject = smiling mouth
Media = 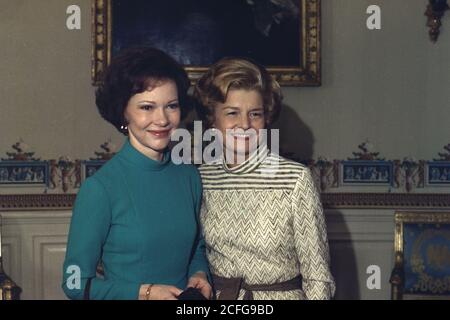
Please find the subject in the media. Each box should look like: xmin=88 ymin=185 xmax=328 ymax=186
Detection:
xmin=147 ymin=129 xmax=171 ymax=138
xmin=231 ymin=133 xmax=254 ymax=140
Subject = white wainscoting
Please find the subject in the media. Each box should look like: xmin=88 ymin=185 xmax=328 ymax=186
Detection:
xmin=0 ymin=208 xmax=416 ymax=300
xmin=0 ymin=211 xmax=71 ymax=300
xmin=327 ymin=209 xmax=395 ymax=300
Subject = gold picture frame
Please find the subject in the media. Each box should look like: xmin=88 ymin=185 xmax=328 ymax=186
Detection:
xmin=390 ymin=211 xmax=450 ymax=300
xmin=91 ymin=0 xmax=321 ymax=86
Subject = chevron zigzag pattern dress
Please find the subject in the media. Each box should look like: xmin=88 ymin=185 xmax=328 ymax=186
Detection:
xmin=199 ymin=145 xmax=336 ymax=300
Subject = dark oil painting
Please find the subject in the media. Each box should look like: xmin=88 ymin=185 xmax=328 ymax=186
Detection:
xmin=110 ymin=0 xmax=301 ymax=67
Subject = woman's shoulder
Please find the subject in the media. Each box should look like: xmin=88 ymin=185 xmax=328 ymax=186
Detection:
xmin=262 ymin=152 xmax=311 ymax=176
xmin=266 ymin=155 xmax=320 ymax=197
xmin=170 ymin=161 xmax=200 ymax=174
xmin=79 ymin=155 xmax=122 ymax=191
xmin=197 ymin=161 xmax=222 ymax=178
xmin=168 ymin=162 xmax=203 ymax=186
xmin=197 ymin=161 xmax=221 ymax=170
xmin=74 ymin=175 xmax=110 ymax=208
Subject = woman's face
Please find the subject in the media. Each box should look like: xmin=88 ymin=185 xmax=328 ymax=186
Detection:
xmin=213 ymin=89 xmax=265 ymax=163
xmin=124 ymin=80 xmax=181 ymax=160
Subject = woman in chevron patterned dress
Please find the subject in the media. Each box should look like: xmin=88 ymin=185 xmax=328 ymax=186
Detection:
xmin=193 ymin=57 xmax=335 ymax=300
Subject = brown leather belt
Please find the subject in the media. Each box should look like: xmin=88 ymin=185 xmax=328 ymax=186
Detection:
xmin=212 ymin=274 xmax=303 ymax=300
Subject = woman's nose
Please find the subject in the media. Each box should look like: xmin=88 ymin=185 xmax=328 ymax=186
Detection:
xmin=239 ymin=114 xmax=251 ymax=130
xmin=154 ymin=107 xmax=169 ymax=126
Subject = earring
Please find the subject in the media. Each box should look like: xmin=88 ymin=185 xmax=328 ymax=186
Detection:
xmin=120 ymin=125 xmax=128 ymax=135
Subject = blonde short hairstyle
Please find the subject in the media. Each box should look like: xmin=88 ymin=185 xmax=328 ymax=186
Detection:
xmin=193 ymin=57 xmax=282 ymax=128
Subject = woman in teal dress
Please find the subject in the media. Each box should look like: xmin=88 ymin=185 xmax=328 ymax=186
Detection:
xmin=62 ymin=47 xmax=211 ymax=300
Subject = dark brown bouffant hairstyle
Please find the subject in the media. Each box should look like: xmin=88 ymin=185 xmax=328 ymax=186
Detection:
xmin=193 ymin=57 xmax=282 ymax=128
xmin=95 ymin=47 xmax=190 ymax=135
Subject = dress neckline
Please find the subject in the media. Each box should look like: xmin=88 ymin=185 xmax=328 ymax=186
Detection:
xmin=222 ymin=143 xmax=269 ymax=174
xmin=117 ymin=138 xmax=170 ymax=171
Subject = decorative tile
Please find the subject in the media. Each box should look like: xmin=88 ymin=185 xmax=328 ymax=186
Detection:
xmin=341 ymin=160 xmax=393 ymax=186
xmin=426 ymin=161 xmax=450 ymax=186
xmin=0 ymin=161 xmax=49 ymax=186
xmin=82 ymin=160 xmax=107 ymax=180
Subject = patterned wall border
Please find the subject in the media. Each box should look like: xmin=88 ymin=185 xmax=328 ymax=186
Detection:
xmin=2 ymin=141 xmax=450 ymax=200
xmin=321 ymin=193 xmax=450 ymax=209
xmin=0 ymin=194 xmax=76 ymax=211
xmin=1 ymin=193 xmax=449 ymax=211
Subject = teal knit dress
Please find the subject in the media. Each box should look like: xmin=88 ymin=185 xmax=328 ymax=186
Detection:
xmin=62 ymin=139 xmax=209 ymax=299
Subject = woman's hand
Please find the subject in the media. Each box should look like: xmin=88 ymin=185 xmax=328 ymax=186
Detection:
xmin=139 ymin=284 xmax=183 ymax=300
xmin=186 ymin=271 xmax=213 ymax=299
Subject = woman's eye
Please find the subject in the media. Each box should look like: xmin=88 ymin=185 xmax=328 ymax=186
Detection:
xmin=250 ymin=112 xmax=263 ymax=118
xmin=140 ymin=105 xmax=154 ymax=111
xmin=226 ymin=112 xmax=237 ymax=116
xmin=167 ymin=103 xmax=180 ymax=110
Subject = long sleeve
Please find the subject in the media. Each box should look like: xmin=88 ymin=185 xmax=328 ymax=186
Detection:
xmin=187 ymin=169 xmax=211 ymax=279
xmin=62 ymin=177 xmax=140 ymax=300
xmin=292 ymin=168 xmax=335 ymax=300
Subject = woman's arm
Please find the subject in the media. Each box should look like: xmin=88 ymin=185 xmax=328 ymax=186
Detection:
xmin=62 ymin=177 xmax=141 ymax=300
xmin=187 ymin=168 xmax=211 ymax=278
xmin=292 ymin=168 xmax=336 ymax=300
xmin=186 ymin=168 xmax=212 ymax=298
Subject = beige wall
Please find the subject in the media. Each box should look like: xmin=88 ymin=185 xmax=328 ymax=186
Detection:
xmin=1 ymin=0 xmax=117 ymax=160
xmin=0 ymin=0 xmax=449 ymax=161
xmin=276 ymin=0 xmax=450 ymax=161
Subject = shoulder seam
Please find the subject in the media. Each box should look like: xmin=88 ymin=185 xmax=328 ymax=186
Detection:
xmin=88 ymin=173 xmax=113 ymax=224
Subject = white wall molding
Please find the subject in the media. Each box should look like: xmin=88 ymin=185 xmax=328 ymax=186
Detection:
xmin=0 ymin=208 xmax=446 ymax=299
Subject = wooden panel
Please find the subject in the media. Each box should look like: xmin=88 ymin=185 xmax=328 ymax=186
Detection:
xmin=33 ymin=235 xmax=68 ymax=300
xmin=1 ymin=235 xmax=22 ymax=285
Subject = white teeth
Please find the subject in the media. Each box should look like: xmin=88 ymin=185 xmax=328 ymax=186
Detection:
xmin=232 ymin=134 xmax=251 ymax=138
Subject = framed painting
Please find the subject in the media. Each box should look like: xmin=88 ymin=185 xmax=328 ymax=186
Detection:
xmin=91 ymin=0 xmax=321 ymax=86
xmin=390 ymin=211 xmax=450 ymax=300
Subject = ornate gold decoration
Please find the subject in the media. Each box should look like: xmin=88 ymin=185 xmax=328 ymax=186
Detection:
xmin=390 ymin=211 xmax=450 ymax=300
xmin=91 ymin=0 xmax=111 ymax=84
xmin=0 ymin=215 xmax=22 ymax=300
xmin=409 ymin=229 xmax=450 ymax=294
xmin=425 ymin=0 xmax=449 ymax=42
xmin=91 ymin=0 xmax=321 ymax=86
xmin=395 ymin=212 xmax=450 ymax=224
xmin=0 ymin=259 xmax=22 ymax=300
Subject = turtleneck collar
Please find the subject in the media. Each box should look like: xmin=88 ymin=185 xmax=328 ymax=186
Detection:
xmin=117 ymin=138 xmax=171 ymax=171
xmin=222 ymin=143 xmax=269 ymax=174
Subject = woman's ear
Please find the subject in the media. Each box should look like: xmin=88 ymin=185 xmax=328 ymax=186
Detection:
xmin=209 ymin=117 xmax=215 ymax=129
xmin=122 ymin=112 xmax=129 ymax=125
